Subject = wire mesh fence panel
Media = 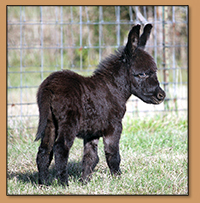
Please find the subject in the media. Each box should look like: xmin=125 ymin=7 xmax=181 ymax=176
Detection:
xmin=7 ymin=6 xmax=188 ymax=131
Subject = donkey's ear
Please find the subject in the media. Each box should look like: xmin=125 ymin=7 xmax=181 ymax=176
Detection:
xmin=125 ymin=24 xmax=141 ymax=52
xmin=138 ymin=24 xmax=153 ymax=49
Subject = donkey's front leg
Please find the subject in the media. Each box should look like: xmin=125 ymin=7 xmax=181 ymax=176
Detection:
xmin=103 ymin=122 xmax=122 ymax=176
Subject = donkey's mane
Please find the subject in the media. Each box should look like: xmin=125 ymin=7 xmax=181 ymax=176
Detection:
xmin=93 ymin=46 xmax=125 ymax=77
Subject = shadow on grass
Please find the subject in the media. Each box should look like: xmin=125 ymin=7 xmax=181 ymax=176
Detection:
xmin=7 ymin=160 xmax=82 ymax=186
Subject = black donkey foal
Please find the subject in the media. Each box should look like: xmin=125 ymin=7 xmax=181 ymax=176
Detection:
xmin=35 ymin=24 xmax=166 ymax=186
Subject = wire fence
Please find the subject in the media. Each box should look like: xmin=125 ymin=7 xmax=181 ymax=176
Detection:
xmin=7 ymin=6 xmax=188 ymax=131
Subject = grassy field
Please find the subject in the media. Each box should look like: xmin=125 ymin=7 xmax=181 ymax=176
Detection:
xmin=7 ymin=114 xmax=188 ymax=195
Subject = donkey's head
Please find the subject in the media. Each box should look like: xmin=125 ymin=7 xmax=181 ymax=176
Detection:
xmin=124 ymin=24 xmax=165 ymax=104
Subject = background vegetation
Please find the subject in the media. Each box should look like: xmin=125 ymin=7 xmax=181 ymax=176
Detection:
xmin=7 ymin=115 xmax=188 ymax=195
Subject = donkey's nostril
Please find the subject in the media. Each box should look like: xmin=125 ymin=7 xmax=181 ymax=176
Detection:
xmin=157 ymin=92 xmax=164 ymax=100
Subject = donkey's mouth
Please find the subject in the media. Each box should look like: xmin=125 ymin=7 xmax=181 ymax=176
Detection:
xmin=151 ymin=96 xmax=164 ymax=104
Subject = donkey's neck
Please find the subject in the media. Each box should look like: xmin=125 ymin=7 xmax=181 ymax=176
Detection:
xmin=92 ymin=54 xmax=131 ymax=103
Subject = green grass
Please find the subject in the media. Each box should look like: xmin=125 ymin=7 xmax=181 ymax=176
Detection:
xmin=7 ymin=114 xmax=188 ymax=195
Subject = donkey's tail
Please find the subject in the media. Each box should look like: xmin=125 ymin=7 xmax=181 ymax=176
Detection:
xmin=35 ymin=87 xmax=52 ymax=141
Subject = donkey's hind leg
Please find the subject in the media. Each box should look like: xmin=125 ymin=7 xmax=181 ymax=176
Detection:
xmin=36 ymin=115 xmax=56 ymax=185
xmin=81 ymin=138 xmax=99 ymax=183
xmin=53 ymin=122 xmax=76 ymax=186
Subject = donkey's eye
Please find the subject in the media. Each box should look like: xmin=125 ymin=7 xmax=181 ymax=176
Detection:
xmin=138 ymin=73 xmax=147 ymax=78
xmin=132 ymin=72 xmax=149 ymax=78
